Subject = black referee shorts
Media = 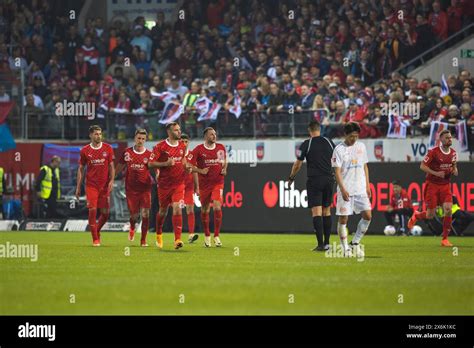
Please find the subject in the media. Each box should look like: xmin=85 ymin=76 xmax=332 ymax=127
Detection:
xmin=306 ymin=176 xmax=334 ymax=208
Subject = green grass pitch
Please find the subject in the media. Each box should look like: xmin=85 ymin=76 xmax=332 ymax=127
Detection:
xmin=0 ymin=232 xmax=473 ymax=315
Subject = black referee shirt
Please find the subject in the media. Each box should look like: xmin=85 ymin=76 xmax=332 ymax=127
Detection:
xmin=296 ymin=136 xmax=336 ymax=177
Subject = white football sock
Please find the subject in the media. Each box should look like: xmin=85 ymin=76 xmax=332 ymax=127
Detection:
xmin=352 ymin=218 xmax=371 ymax=244
xmin=337 ymin=223 xmax=349 ymax=249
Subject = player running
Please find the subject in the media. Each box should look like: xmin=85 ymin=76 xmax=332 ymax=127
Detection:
xmin=148 ymin=122 xmax=190 ymax=250
xmin=115 ymin=129 xmax=154 ymax=247
xmin=408 ymin=129 xmax=458 ymax=247
xmin=192 ymin=127 xmax=227 ymax=247
xmin=180 ymin=134 xmax=200 ymax=244
xmin=332 ymin=122 xmax=372 ymax=257
xmin=76 ymin=125 xmax=115 ymax=246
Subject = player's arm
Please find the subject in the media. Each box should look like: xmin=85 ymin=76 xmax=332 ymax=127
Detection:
xmin=452 ymin=163 xmax=458 ymax=176
xmin=193 ymin=172 xmax=199 ymax=194
xmin=420 ymin=161 xmax=444 ymax=178
xmin=221 ymin=148 xmax=228 ymax=176
xmin=364 ymin=163 xmax=371 ymax=198
xmin=114 ymin=162 xmax=125 ymax=178
xmin=75 ymin=164 xmax=85 ymax=199
xmin=287 ymin=159 xmax=303 ymax=187
xmin=108 ymin=162 xmax=115 ymax=193
xmin=192 ymin=165 xmax=209 ymax=175
xmin=334 ymin=167 xmax=350 ymax=202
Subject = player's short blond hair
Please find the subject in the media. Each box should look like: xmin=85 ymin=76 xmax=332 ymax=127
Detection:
xmin=135 ymin=128 xmax=147 ymax=136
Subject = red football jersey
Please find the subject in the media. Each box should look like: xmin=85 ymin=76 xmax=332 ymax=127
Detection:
xmin=192 ymin=143 xmax=226 ymax=190
xmin=185 ymin=150 xmax=196 ymax=191
xmin=390 ymin=189 xmax=413 ymax=209
xmin=79 ymin=142 xmax=115 ymax=189
xmin=423 ymin=146 xmax=457 ymax=185
xmin=152 ymin=139 xmax=186 ymax=188
xmin=119 ymin=146 xmax=154 ymax=192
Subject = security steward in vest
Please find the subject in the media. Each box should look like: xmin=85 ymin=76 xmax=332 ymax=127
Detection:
xmin=287 ymin=120 xmax=336 ymax=251
xmin=0 ymin=166 xmax=5 ymax=219
xmin=35 ymin=156 xmax=61 ymax=218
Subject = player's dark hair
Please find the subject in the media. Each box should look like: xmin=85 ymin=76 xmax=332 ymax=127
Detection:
xmin=392 ymin=180 xmax=400 ymax=186
xmin=89 ymin=125 xmax=102 ymax=134
xmin=166 ymin=122 xmax=178 ymax=130
xmin=203 ymin=127 xmax=215 ymax=136
xmin=439 ymin=129 xmax=451 ymax=138
xmin=135 ymin=128 xmax=147 ymax=136
xmin=181 ymin=133 xmax=189 ymax=140
xmin=344 ymin=122 xmax=361 ymax=135
xmin=308 ymin=120 xmax=320 ymax=132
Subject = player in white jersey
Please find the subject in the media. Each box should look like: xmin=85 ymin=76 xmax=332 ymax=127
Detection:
xmin=331 ymin=122 xmax=372 ymax=257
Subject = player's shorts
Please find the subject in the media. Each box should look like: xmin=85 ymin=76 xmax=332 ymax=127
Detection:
xmin=307 ymin=175 xmax=334 ymax=208
xmin=86 ymin=185 xmax=110 ymax=209
xmin=336 ymin=193 xmax=371 ymax=216
xmin=199 ymin=184 xmax=224 ymax=206
xmin=126 ymin=190 xmax=151 ymax=214
xmin=184 ymin=185 xmax=194 ymax=205
xmin=424 ymin=181 xmax=452 ymax=209
xmin=158 ymin=183 xmax=185 ymax=208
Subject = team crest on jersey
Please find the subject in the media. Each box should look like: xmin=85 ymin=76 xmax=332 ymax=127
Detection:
xmin=102 ymin=151 xmax=107 ymax=157
xmin=143 ymin=157 xmax=148 ymax=164
xmin=217 ymin=150 xmax=225 ymax=160
xmin=180 ymin=149 xmax=183 ymax=155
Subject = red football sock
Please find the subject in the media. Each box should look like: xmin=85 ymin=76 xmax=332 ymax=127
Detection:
xmin=88 ymin=209 xmax=98 ymax=241
xmin=129 ymin=217 xmax=136 ymax=231
xmin=214 ymin=209 xmax=222 ymax=237
xmin=415 ymin=211 xmax=427 ymax=220
xmin=442 ymin=216 xmax=452 ymax=240
xmin=201 ymin=212 xmax=210 ymax=237
xmin=172 ymin=214 xmax=182 ymax=241
xmin=97 ymin=212 xmax=109 ymax=234
xmin=156 ymin=214 xmax=165 ymax=235
xmin=187 ymin=213 xmax=195 ymax=234
xmin=141 ymin=217 xmax=149 ymax=242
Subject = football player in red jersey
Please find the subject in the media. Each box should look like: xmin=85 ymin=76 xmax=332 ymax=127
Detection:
xmin=76 ymin=125 xmax=115 ymax=246
xmin=148 ymin=122 xmax=191 ymax=250
xmin=408 ymin=130 xmax=459 ymax=246
xmin=192 ymin=127 xmax=227 ymax=247
xmin=180 ymin=134 xmax=201 ymax=244
xmin=115 ymin=129 xmax=154 ymax=246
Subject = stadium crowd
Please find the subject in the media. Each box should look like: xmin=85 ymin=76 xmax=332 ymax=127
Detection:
xmin=0 ymin=0 xmax=473 ymax=148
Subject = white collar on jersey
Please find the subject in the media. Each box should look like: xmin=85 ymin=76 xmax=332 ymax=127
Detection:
xmin=90 ymin=142 xmax=103 ymax=150
xmin=439 ymin=145 xmax=451 ymax=155
xmin=203 ymin=142 xmax=216 ymax=150
xmin=165 ymin=138 xmax=179 ymax=147
xmin=132 ymin=146 xmax=146 ymax=155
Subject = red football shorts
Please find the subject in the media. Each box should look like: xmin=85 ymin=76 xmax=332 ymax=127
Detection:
xmin=86 ymin=185 xmax=110 ymax=209
xmin=199 ymin=184 xmax=224 ymax=206
xmin=158 ymin=183 xmax=185 ymax=208
xmin=184 ymin=185 xmax=194 ymax=205
xmin=126 ymin=190 xmax=151 ymax=214
xmin=424 ymin=181 xmax=452 ymax=209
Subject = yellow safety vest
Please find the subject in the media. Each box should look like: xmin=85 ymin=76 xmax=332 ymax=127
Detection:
xmin=436 ymin=204 xmax=460 ymax=217
xmin=0 ymin=167 xmax=3 ymax=195
xmin=39 ymin=165 xmax=61 ymax=200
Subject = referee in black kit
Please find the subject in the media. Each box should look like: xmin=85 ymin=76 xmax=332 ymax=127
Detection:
xmin=288 ymin=120 xmax=335 ymax=251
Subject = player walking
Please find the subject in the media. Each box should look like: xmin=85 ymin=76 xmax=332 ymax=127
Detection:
xmin=76 ymin=125 xmax=115 ymax=246
xmin=148 ymin=122 xmax=189 ymax=250
xmin=192 ymin=127 xmax=227 ymax=247
xmin=332 ymin=122 xmax=372 ymax=257
xmin=408 ymin=129 xmax=458 ymax=247
xmin=288 ymin=120 xmax=335 ymax=251
xmin=115 ymin=129 xmax=154 ymax=246
xmin=180 ymin=134 xmax=200 ymax=243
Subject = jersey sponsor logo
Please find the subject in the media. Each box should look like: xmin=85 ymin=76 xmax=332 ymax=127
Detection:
xmin=130 ymin=163 xmax=145 ymax=170
xmin=90 ymin=158 xmax=106 ymax=164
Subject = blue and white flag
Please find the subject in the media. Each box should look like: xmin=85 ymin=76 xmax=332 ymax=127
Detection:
xmin=159 ymin=102 xmax=184 ymax=124
xmin=428 ymin=121 xmax=449 ymax=149
xmin=196 ymin=97 xmax=221 ymax=122
xmin=440 ymin=74 xmax=449 ymax=97
xmin=229 ymin=90 xmax=242 ymax=119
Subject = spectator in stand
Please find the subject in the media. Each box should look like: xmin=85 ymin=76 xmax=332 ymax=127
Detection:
xmin=429 ymin=0 xmax=449 ymax=42
xmin=421 ymin=97 xmax=448 ymax=131
xmin=167 ymin=75 xmax=189 ymax=100
xmin=296 ymin=84 xmax=315 ymax=112
xmin=130 ymin=25 xmax=152 ymax=61
xmin=76 ymin=35 xmax=100 ymax=81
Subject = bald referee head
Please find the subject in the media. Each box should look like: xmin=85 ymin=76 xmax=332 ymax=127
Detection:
xmin=287 ymin=119 xmax=336 ymax=251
